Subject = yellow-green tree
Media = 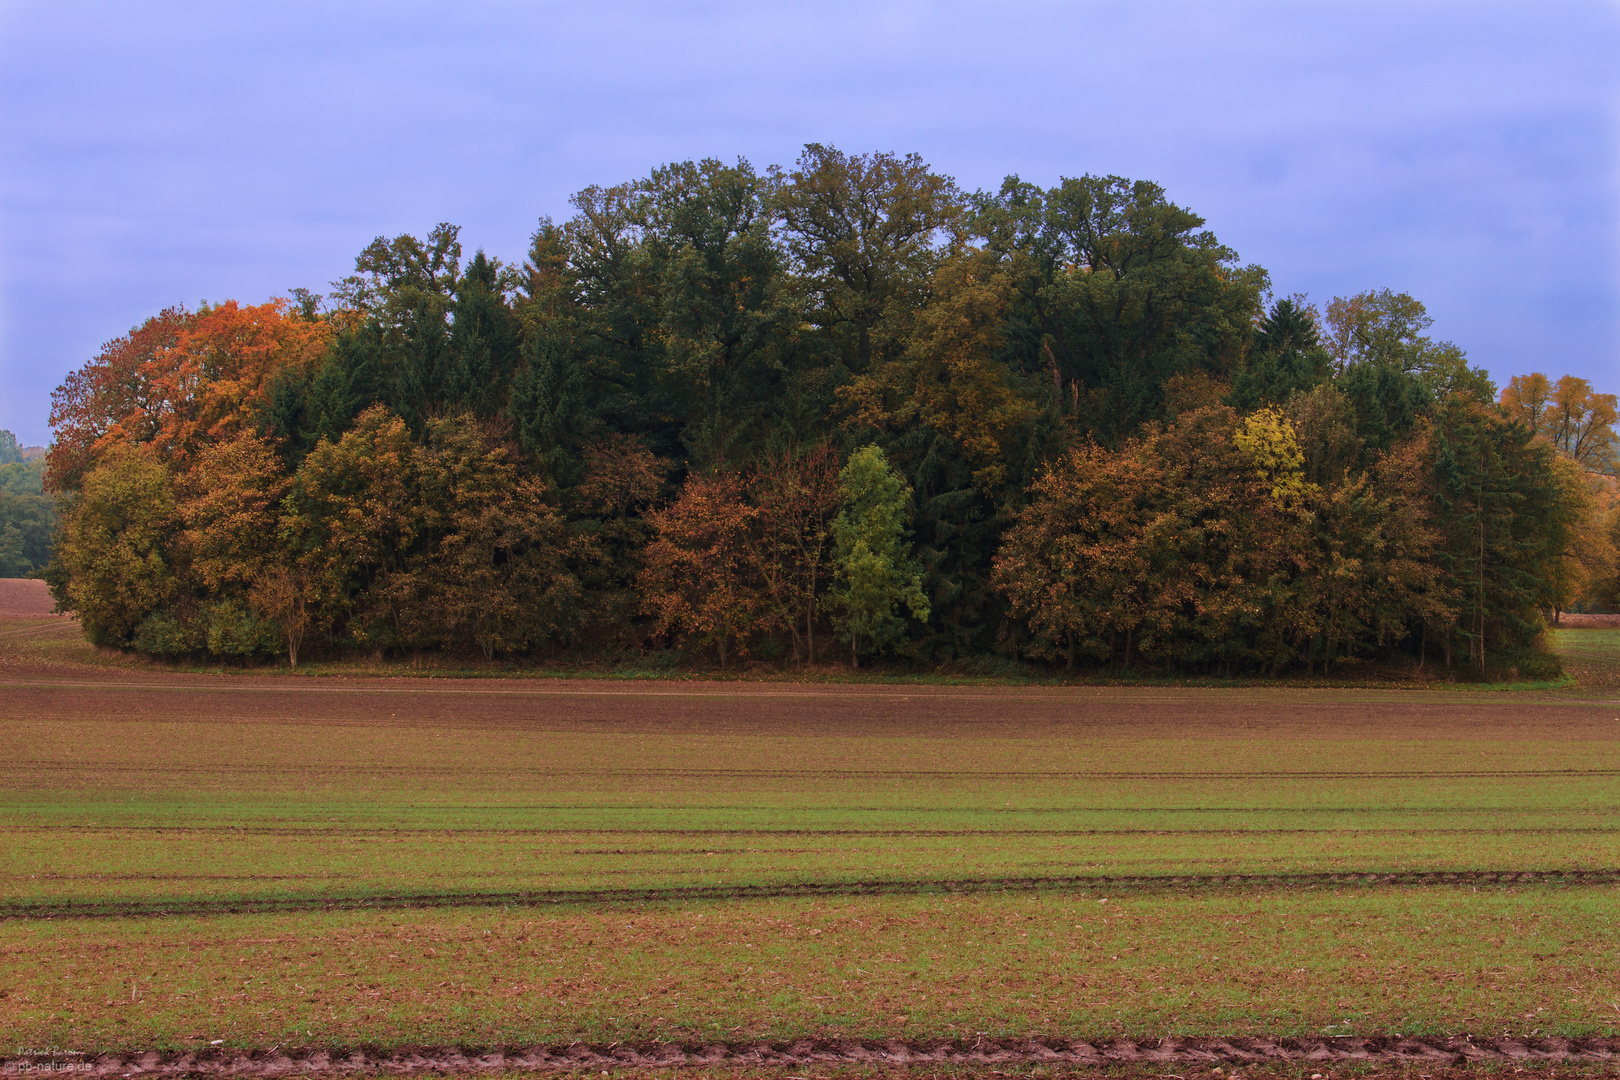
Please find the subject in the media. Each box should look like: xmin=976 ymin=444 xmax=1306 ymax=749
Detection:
xmin=51 ymin=444 xmax=178 ymax=646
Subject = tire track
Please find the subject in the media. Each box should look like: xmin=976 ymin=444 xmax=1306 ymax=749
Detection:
xmin=5 ymin=867 xmax=1617 ymax=921
xmin=6 ymin=1035 xmax=1618 ymax=1075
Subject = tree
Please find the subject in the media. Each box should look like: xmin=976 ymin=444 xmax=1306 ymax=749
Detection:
xmin=1543 ymin=376 xmax=1619 ymax=474
xmin=827 ymin=446 xmax=929 ymax=665
xmin=641 ymin=157 xmax=798 ymax=467
xmin=1324 ymin=289 xmax=1493 ymax=402
xmin=639 ymin=472 xmax=766 ymax=667
xmin=567 ymin=434 xmax=668 ymax=644
xmin=841 ymin=247 xmax=1043 ymax=494
xmin=1227 ymin=296 xmax=1333 ymax=412
xmin=406 ymin=415 xmax=578 ymax=658
xmin=281 ymin=405 xmax=422 ymax=648
xmin=51 ymin=444 xmax=178 ymax=645
xmin=177 ymin=432 xmax=290 ymax=595
xmin=46 ymin=301 xmax=329 ymax=491
xmin=47 ymin=308 xmax=190 ymax=493
xmin=249 ymin=565 xmax=312 ymax=668
xmin=981 ymin=173 xmax=1268 ymax=446
xmin=993 ymin=440 xmax=1160 ymax=669
xmin=774 ymin=144 xmax=963 ymax=373
xmin=1429 ymin=397 xmax=1582 ymax=674
xmin=0 ymin=460 xmax=57 ymax=577
xmin=745 ymin=442 xmax=842 ymax=663
xmin=1499 ymin=373 xmax=1554 ymax=439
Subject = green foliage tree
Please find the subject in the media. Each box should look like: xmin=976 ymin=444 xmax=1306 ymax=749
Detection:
xmin=1429 ymin=397 xmax=1582 ymax=675
xmin=982 ymin=173 xmax=1269 ymax=446
xmin=0 ymin=460 xmax=57 ymax=577
xmin=51 ymin=444 xmax=178 ymax=645
xmin=774 ymin=144 xmax=963 ymax=374
xmin=828 ymin=446 xmax=930 ymax=666
xmin=1227 ymin=296 xmax=1333 ymax=412
xmin=1325 ymin=289 xmax=1494 ymax=402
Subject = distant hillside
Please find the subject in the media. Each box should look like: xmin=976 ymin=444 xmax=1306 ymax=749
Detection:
xmin=20 ymin=446 xmax=45 ymax=461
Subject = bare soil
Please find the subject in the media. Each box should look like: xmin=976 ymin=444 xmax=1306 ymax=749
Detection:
xmin=1554 ymin=613 xmax=1620 ymax=629
xmin=0 ymin=578 xmax=58 ymax=617
xmin=5 ymin=1035 xmax=1618 ymax=1076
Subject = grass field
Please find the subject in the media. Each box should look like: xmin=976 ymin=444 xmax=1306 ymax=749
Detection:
xmin=2 ymin=590 xmax=1619 ymax=1064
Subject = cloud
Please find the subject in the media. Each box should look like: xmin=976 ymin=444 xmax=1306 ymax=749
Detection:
xmin=2 ymin=0 xmax=1616 ymax=442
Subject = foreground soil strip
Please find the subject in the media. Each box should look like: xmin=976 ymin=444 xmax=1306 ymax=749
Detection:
xmin=6 ymin=1036 xmax=1619 ymax=1074
xmin=7 ymin=867 xmax=1617 ymax=921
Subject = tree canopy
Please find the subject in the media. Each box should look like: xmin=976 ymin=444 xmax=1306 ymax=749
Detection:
xmin=38 ymin=148 xmax=1617 ymax=675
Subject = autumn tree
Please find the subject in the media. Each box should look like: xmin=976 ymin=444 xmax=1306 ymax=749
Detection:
xmin=744 ymin=443 xmax=842 ymax=663
xmin=177 ymin=432 xmax=291 ymax=595
xmin=566 ymin=434 xmax=669 ymax=643
xmin=249 ymin=566 xmax=312 ymax=668
xmin=993 ymin=439 xmax=1160 ymax=669
xmin=47 ymin=308 xmax=191 ymax=493
xmin=639 ymin=472 xmax=766 ymax=667
xmin=1543 ymin=376 xmax=1619 ymax=474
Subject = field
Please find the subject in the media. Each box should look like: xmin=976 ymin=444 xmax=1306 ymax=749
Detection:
xmin=2 ymin=579 xmax=1619 ymax=1075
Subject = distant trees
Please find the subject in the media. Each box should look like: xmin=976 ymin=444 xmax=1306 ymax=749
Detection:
xmin=37 ymin=146 xmax=1615 ymax=674
xmin=0 ymin=448 xmax=55 ymax=578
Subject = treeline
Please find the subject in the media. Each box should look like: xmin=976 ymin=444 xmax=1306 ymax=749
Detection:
xmin=0 ymin=431 xmax=54 ymax=577
xmin=43 ymin=147 xmax=1620 ymax=676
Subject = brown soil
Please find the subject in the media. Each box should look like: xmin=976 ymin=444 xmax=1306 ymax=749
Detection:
xmin=1555 ymin=613 xmax=1620 ymax=629
xmin=0 ymin=577 xmax=59 ymax=617
xmin=6 ymin=1036 xmax=1617 ymax=1075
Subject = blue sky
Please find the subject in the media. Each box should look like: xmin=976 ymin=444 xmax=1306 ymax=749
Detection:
xmin=2 ymin=0 xmax=1617 ymax=446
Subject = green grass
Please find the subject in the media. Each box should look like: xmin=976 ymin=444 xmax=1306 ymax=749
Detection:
xmin=2 ymin=625 xmax=1618 ymax=1050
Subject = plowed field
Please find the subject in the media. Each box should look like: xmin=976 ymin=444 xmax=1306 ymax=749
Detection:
xmin=2 ymin=609 xmax=1618 ymax=1073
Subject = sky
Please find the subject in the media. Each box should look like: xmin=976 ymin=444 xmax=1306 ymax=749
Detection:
xmin=1 ymin=0 xmax=1617 ymax=446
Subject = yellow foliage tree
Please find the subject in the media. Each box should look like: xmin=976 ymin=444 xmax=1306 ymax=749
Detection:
xmin=1233 ymin=407 xmax=1313 ymax=506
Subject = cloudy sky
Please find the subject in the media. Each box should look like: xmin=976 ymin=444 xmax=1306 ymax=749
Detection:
xmin=2 ymin=0 xmax=1617 ymax=445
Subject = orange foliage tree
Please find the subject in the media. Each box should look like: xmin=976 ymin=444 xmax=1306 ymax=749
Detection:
xmin=639 ymin=472 xmax=768 ymax=667
xmin=47 ymin=301 xmax=329 ymax=492
xmin=744 ymin=443 xmax=842 ymax=663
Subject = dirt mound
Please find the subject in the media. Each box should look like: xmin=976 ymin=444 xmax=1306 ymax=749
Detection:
xmin=0 ymin=578 xmax=59 ymax=617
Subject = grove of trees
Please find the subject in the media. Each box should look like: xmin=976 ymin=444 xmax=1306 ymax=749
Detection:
xmin=0 ymin=432 xmax=54 ymax=577
xmin=40 ymin=147 xmax=1620 ymax=678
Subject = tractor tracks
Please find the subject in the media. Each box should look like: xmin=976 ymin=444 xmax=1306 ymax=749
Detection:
xmin=4 ymin=868 xmax=1618 ymax=921
xmin=5 ymin=1035 xmax=1619 ymax=1075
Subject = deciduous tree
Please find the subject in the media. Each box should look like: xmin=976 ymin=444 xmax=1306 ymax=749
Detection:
xmin=828 ymin=446 xmax=929 ymax=666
